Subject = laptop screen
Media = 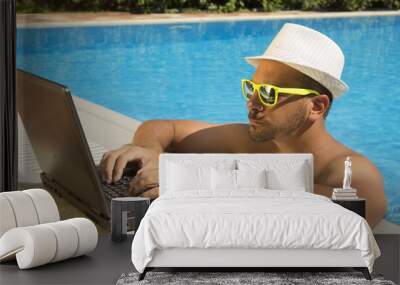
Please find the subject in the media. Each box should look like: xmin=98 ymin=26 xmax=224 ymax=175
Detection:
xmin=16 ymin=69 xmax=109 ymax=218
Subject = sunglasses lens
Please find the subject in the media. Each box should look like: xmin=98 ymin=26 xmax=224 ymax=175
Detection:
xmin=259 ymin=86 xmax=276 ymax=105
xmin=243 ymin=81 xmax=254 ymax=99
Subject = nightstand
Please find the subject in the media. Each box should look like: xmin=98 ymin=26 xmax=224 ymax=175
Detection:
xmin=332 ymin=198 xmax=366 ymax=218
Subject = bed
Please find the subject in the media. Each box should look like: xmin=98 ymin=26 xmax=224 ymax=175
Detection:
xmin=131 ymin=153 xmax=380 ymax=280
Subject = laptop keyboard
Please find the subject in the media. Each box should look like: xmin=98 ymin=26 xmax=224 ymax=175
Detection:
xmin=101 ymin=176 xmax=131 ymax=201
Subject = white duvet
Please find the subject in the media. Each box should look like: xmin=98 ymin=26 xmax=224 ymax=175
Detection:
xmin=131 ymin=190 xmax=380 ymax=273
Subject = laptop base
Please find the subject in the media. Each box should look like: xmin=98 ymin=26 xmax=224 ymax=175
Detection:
xmin=40 ymin=172 xmax=111 ymax=232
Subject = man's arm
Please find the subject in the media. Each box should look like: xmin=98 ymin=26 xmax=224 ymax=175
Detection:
xmin=102 ymin=119 xmax=238 ymax=184
xmin=132 ymin=119 xmax=225 ymax=153
xmin=101 ymin=119 xmax=278 ymax=198
xmin=133 ymin=119 xmax=278 ymax=153
xmin=101 ymin=119 xmax=221 ymax=184
xmin=315 ymin=155 xmax=387 ymax=227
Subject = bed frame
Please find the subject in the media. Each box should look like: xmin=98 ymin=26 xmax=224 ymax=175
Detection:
xmin=139 ymin=248 xmax=371 ymax=280
xmin=137 ymin=153 xmax=372 ymax=281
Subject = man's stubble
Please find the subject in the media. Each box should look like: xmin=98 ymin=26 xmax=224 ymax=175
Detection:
xmin=248 ymin=103 xmax=309 ymax=142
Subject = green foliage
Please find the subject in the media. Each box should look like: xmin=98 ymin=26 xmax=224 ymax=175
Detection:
xmin=302 ymin=0 xmax=372 ymax=11
xmin=260 ymin=0 xmax=283 ymax=12
xmin=16 ymin=0 xmax=400 ymax=13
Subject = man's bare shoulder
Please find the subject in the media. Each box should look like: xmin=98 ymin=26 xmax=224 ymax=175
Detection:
xmin=169 ymin=120 xmax=278 ymax=153
xmin=322 ymin=149 xmax=387 ymax=226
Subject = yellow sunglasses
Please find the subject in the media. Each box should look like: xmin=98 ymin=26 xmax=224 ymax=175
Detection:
xmin=241 ymin=79 xmax=320 ymax=107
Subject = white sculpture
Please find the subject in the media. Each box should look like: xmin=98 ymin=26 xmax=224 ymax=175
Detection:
xmin=0 ymin=189 xmax=97 ymax=269
xmin=343 ymin=156 xmax=352 ymax=190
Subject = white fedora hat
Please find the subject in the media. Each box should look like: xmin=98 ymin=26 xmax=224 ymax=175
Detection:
xmin=245 ymin=23 xmax=349 ymax=99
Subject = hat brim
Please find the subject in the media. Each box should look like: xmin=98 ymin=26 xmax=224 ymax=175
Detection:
xmin=244 ymin=55 xmax=349 ymax=99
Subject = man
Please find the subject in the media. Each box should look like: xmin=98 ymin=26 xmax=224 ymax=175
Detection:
xmin=100 ymin=23 xmax=387 ymax=227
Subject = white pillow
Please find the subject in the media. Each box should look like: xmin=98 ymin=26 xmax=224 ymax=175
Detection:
xmin=211 ymin=169 xmax=267 ymax=190
xmin=211 ymin=168 xmax=236 ymax=190
xmin=236 ymin=169 xmax=267 ymax=188
xmin=266 ymin=168 xmax=307 ymax=191
xmin=166 ymin=160 xmax=235 ymax=192
xmin=167 ymin=162 xmax=211 ymax=191
xmin=237 ymin=159 xmax=309 ymax=191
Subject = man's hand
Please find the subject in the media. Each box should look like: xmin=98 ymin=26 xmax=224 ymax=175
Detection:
xmin=100 ymin=144 xmax=161 ymax=199
xmin=127 ymin=158 xmax=159 ymax=198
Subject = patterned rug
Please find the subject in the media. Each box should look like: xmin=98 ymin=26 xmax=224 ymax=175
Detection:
xmin=116 ymin=271 xmax=396 ymax=285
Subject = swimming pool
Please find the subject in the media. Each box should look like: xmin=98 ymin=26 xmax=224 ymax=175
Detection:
xmin=17 ymin=15 xmax=400 ymax=224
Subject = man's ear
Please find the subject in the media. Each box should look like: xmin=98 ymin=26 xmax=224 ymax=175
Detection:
xmin=309 ymin=94 xmax=330 ymax=121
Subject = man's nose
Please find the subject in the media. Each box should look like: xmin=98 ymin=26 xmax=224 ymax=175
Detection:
xmin=246 ymin=90 xmax=264 ymax=111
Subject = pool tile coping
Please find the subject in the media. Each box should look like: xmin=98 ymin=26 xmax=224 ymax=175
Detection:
xmin=17 ymin=10 xmax=400 ymax=28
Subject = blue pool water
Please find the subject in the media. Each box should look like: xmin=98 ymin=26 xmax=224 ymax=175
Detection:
xmin=17 ymin=16 xmax=400 ymax=224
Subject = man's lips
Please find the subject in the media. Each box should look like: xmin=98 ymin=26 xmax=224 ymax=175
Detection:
xmin=248 ymin=113 xmax=265 ymax=122
xmin=248 ymin=117 xmax=265 ymax=125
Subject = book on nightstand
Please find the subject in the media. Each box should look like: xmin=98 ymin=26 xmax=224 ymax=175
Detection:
xmin=332 ymin=188 xmax=358 ymax=200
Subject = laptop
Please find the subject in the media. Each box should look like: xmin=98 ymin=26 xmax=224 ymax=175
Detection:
xmin=16 ymin=69 xmax=138 ymax=228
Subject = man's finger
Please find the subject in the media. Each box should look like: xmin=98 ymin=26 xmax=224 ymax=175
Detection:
xmin=140 ymin=187 xmax=159 ymax=200
xmin=128 ymin=176 xmax=144 ymax=196
xmin=137 ymin=163 xmax=158 ymax=175
xmin=128 ymin=178 xmax=158 ymax=197
xmin=129 ymin=169 xmax=158 ymax=192
xmin=140 ymin=168 xmax=159 ymax=187
xmin=103 ymin=153 xmax=119 ymax=184
xmin=128 ymin=185 xmax=146 ymax=197
xmin=102 ymin=147 xmax=147 ymax=184
xmin=101 ymin=148 xmax=130 ymax=183
xmin=112 ymin=151 xmax=138 ymax=182
xmin=116 ymin=151 xmax=150 ymax=180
